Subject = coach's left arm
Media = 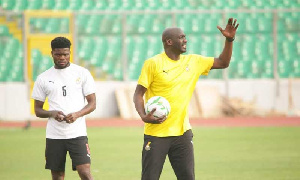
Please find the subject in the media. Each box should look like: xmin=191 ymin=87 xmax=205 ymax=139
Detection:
xmin=212 ymin=18 xmax=239 ymax=69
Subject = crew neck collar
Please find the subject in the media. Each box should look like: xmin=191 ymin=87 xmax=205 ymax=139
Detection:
xmin=163 ymin=52 xmax=181 ymax=62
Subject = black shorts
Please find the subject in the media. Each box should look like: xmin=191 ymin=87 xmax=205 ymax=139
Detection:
xmin=142 ymin=130 xmax=195 ymax=180
xmin=45 ymin=136 xmax=91 ymax=171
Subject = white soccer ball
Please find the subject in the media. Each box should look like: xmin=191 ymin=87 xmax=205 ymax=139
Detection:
xmin=145 ymin=96 xmax=171 ymax=118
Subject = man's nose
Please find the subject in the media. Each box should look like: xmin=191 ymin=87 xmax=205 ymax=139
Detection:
xmin=59 ymin=55 xmax=66 ymax=59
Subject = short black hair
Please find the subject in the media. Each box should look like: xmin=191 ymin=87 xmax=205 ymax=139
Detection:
xmin=51 ymin=37 xmax=71 ymax=50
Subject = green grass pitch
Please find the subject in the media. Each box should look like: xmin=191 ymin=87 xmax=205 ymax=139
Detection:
xmin=0 ymin=127 xmax=300 ymax=180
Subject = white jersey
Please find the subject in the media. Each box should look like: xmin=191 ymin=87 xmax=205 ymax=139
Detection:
xmin=32 ymin=63 xmax=96 ymax=139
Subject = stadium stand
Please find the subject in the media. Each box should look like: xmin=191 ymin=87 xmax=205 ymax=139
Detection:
xmin=0 ymin=0 xmax=299 ymax=82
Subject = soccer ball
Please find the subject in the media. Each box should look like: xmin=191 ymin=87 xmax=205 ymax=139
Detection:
xmin=145 ymin=96 xmax=171 ymax=118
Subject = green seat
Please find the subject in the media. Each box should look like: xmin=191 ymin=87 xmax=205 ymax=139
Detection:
xmin=0 ymin=66 xmax=9 ymax=81
xmin=156 ymin=14 xmax=173 ymax=31
xmin=40 ymin=56 xmax=53 ymax=70
xmin=113 ymin=61 xmax=123 ymax=80
xmin=255 ymin=41 xmax=272 ymax=59
xmin=292 ymin=60 xmax=300 ymax=76
xmin=33 ymin=56 xmax=53 ymax=80
xmin=27 ymin=0 xmax=42 ymax=9
xmin=278 ymin=60 xmax=292 ymax=78
xmin=232 ymin=40 xmax=242 ymax=60
xmin=30 ymin=18 xmax=48 ymax=33
xmin=3 ymin=38 xmax=19 ymax=62
xmin=31 ymin=49 xmax=43 ymax=67
xmin=174 ymin=0 xmax=189 ymax=9
xmin=112 ymin=18 xmax=122 ymax=34
xmin=94 ymin=1 xmax=108 ymax=10
xmin=144 ymin=0 xmax=160 ymax=10
xmin=77 ymin=15 xmax=90 ymax=34
xmin=213 ymin=35 xmax=224 ymax=57
xmin=236 ymin=61 xmax=251 ymax=78
xmin=1 ymin=0 xmax=15 ymax=10
xmin=146 ymin=35 xmax=162 ymax=58
xmin=13 ymin=0 xmax=28 ymax=11
xmin=131 ymin=36 xmax=147 ymax=64
xmin=198 ymin=36 xmax=214 ymax=56
xmin=121 ymin=0 xmax=135 ymax=10
xmin=245 ymin=17 xmax=258 ymax=33
xmin=128 ymin=61 xmax=143 ymax=80
xmin=187 ymin=35 xmax=200 ymax=54
xmin=59 ymin=18 xmax=70 ymax=33
xmin=278 ymin=41 xmax=296 ymax=61
xmin=102 ymin=37 xmax=121 ymax=74
xmin=0 ymin=41 xmax=4 ymax=56
xmin=261 ymin=61 xmax=273 ymax=78
xmin=249 ymin=61 xmax=262 ymax=79
xmin=228 ymin=59 xmax=238 ymax=79
xmin=241 ymin=36 xmax=255 ymax=60
xmin=277 ymin=18 xmax=286 ymax=32
xmin=102 ymin=52 xmax=119 ymax=74
xmin=99 ymin=15 xmax=117 ymax=34
xmin=68 ymin=0 xmax=82 ymax=10
xmin=106 ymin=0 xmax=122 ymax=10
xmin=203 ymin=17 xmax=221 ymax=33
xmin=258 ymin=17 xmax=272 ymax=32
xmin=7 ymin=65 xmax=24 ymax=82
xmin=126 ymin=36 xmax=135 ymax=60
xmin=90 ymin=37 xmax=108 ymax=67
xmin=176 ymin=15 xmax=192 ymax=34
xmin=190 ymin=17 xmax=204 ymax=34
xmin=126 ymin=15 xmax=140 ymax=34
xmin=0 ymin=25 xmax=10 ymax=36
xmin=286 ymin=17 xmax=299 ymax=32
xmin=107 ymin=36 xmax=121 ymax=53
xmin=78 ymin=38 xmax=95 ymax=60
xmin=41 ymin=0 xmax=55 ymax=9
xmin=45 ymin=18 xmax=60 ymax=33
xmin=80 ymin=0 xmax=95 ymax=10
xmin=138 ymin=15 xmax=154 ymax=34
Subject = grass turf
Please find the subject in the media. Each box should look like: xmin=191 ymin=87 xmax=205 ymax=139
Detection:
xmin=0 ymin=127 xmax=300 ymax=180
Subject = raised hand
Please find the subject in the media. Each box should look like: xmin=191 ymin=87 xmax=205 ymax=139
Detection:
xmin=217 ymin=18 xmax=239 ymax=39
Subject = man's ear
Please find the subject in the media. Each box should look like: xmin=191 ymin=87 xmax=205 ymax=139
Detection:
xmin=166 ymin=39 xmax=172 ymax=45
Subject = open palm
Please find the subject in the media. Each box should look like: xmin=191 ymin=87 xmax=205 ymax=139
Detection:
xmin=217 ymin=18 xmax=239 ymax=39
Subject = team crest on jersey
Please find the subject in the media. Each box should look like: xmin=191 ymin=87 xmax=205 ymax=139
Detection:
xmin=76 ymin=77 xmax=81 ymax=84
xmin=145 ymin=142 xmax=151 ymax=151
xmin=186 ymin=64 xmax=190 ymax=72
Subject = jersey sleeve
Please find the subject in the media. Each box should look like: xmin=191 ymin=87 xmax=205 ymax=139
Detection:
xmin=197 ymin=55 xmax=214 ymax=76
xmin=31 ymin=76 xmax=46 ymax=102
xmin=82 ymin=69 xmax=96 ymax=96
xmin=137 ymin=59 xmax=156 ymax=89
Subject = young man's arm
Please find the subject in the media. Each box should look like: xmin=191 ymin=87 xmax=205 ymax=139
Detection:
xmin=65 ymin=93 xmax=96 ymax=123
xmin=133 ymin=84 xmax=166 ymax=124
xmin=34 ymin=100 xmax=65 ymax=121
xmin=212 ymin=18 xmax=239 ymax=69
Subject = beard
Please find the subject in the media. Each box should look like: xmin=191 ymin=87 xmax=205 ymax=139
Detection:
xmin=55 ymin=61 xmax=70 ymax=69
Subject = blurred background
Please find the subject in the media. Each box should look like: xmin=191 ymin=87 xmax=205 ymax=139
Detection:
xmin=0 ymin=0 xmax=299 ymax=120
